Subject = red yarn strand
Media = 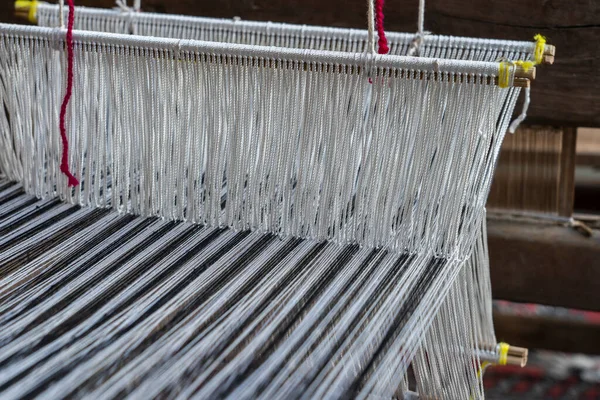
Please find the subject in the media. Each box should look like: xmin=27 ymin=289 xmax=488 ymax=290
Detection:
xmin=375 ymin=0 xmax=389 ymax=54
xmin=59 ymin=0 xmax=79 ymax=187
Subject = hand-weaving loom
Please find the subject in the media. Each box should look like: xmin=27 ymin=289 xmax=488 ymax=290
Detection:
xmin=1 ymin=0 xmax=551 ymax=398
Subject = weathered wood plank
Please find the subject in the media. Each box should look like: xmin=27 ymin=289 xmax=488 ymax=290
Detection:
xmin=557 ymin=127 xmax=577 ymax=217
xmin=488 ymin=218 xmax=600 ymax=311
xmin=1 ymin=0 xmax=598 ymax=126
xmin=577 ymin=128 xmax=600 ymax=167
xmin=494 ymin=312 xmax=600 ymax=355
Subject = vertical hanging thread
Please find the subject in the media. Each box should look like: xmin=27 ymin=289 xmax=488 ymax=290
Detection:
xmin=367 ymin=0 xmax=376 ymax=54
xmin=407 ymin=0 xmax=427 ymax=56
xmin=375 ymin=0 xmax=389 ymax=54
xmin=507 ymin=34 xmax=546 ymax=133
xmin=58 ymin=0 xmax=64 ymax=28
xmin=59 ymin=0 xmax=79 ymax=187
xmin=417 ymin=0 xmax=425 ymax=37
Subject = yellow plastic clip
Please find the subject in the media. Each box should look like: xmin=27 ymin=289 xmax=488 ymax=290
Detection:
xmin=15 ymin=0 xmax=38 ymax=24
xmin=533 ymin=34 xmax=547 ymax=65
xmin=498 ymin=61 xmax=512 ymax=88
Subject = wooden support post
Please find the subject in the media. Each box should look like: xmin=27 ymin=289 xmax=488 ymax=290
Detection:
xmin=558 ymin=127 xmax=577 ymax=217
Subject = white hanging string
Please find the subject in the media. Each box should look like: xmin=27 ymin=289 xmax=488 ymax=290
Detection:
xmin=407 ymin=0 xmax=430 ymax=56
xmin=114 ymin=0 xmax=141 ymax=34
xmin=58 ymin=0 xmax=65 ymax=28
xmin=417 ymin=0 xmax=425 ymax=36
xmin=0 ymin=16 xmax=523 ymax=399
xmin=508 ymin=88 xmax=531 ymax=133
xmin=33 ymin=3 xmax=537 ymax=63
xmin=0 ymin=22 xmax=513 ymax=254
xmin=367 ymin=0 xmax=376 ymax=54
xmin=115 ymin=0 xmax=141 ymax=12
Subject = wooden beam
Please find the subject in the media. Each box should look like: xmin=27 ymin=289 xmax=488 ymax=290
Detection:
xmin=576 ymin=128 xmax=600 ymax=167
xmin=557 ymin=127 xmax=577 ymax=217
xmin=494 ymin=311 xmax=600 ymax=355
xmin=1 ymin=0 xmax=598 ymax=126
xmin=488 ymin=218 xmax=600 ymax=311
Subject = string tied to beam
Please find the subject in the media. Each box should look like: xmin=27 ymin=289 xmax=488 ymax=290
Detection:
xmin=508 ymin=34 xmax=546 ymax=133
xmin=115 ymin=0 xmax=141 ymax=34
xmin=407 ymin=0 xmax=430 ymax=56
xmin=58 ymin=0 xmax=79 ymax=187
xmin=115 ymin=0 xmax=141 ymax=12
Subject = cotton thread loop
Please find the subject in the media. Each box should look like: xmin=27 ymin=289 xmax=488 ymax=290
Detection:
xmin=115 ymin=0 xmax=141 ymax=12
xmin=506 ymin=35 xmax=546 ymax=131
xmin=407 ymin=0 xmax=428 ymax=56
xmin=497 ymin=61 xmax=512 ymax=88
xmin=514 ymin=60 xmax=534 ymax=72
xmin=508 ymin=87 xmax=530 ymax=133
xmin=497 ymin=342 xmax=510 ymax=365
xmin=58 ymin=0 xmax=64 ymax=27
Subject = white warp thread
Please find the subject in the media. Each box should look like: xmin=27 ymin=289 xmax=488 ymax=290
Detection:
xmin=367 ymin=0 xmax=376 ymax=54
xmin=33 ymin=2 xmax=539 ymax=62
xmin=0 ymin=20 xmax=521 ymax=399
xmin=58 ymin=0 xmax=65 ymax=27
xmin=0 ymin=24 xmax=518 ymax=258
xmin=508 ymin=87 xmax=530 ymax=134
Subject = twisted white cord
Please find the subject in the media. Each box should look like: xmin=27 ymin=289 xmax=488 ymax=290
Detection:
xmin=115 ymin=0 xmax=141 ymax=12
xmin=408 ymin=0 xmax=429 ymax=56
xmin=114 ymin=0 xmax=141 ymax=34
xmin=58 ymin=0 xmax=64 ymax=28
xmin=367 ymin=0 xmax=375 ymax=54
xmin=508 ymin=88 xmax=530 ymax=134
xmin=417 ymin=0 xmax=425 ymax=36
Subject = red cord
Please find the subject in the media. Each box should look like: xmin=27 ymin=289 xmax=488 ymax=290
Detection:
xmin=59 ymin=0 xmax=79 ymax=187
xmin=375 ymin=0 xmax=389 ymax=54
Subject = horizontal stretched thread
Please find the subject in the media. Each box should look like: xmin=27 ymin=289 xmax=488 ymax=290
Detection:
xmin=34 ymin=2 xmax=538 ymax=59
xmin=0 ymin=25 xmax=520 ymax=257
xmin=0 ymin=23 xmax=508 ymax=80
xmin=0 ymin=188 xmax=475 ymax=399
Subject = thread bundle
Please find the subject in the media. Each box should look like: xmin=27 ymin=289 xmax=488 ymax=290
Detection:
xmin=0 ymin=9 xmax=525 ymax=398
xmin=375 ymin=0 xmax=389 ymax=54
xmin=0 ymin=182 xmax=492 ymax=399
xmin=34 ymin=2 xmax=538 ymax=62
xmin=0 ymin=25 xmax=518 ymax=256
xmin=58 ymin=0 xmax=79 ymax=186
